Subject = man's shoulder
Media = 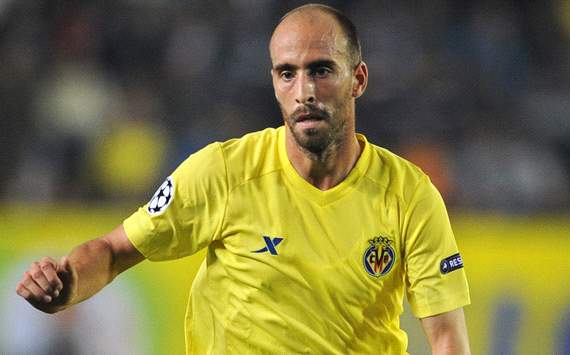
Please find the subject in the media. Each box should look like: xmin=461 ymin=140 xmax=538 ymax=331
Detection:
xmin=364 ymin=141 xmax=429 ymax=200
xmin=218 ymin=126 xmax=283 ymax=188
xmin=219 ymin=126 xmax=281 ymax=153
xmin=168 ymin=127 xmax=282 ymax=199
xmin=368 ymin=143 xmax=425 ymax=178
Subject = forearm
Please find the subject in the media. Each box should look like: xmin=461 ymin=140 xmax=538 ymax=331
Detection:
xmin=66 ymin=237 xmax=117 ymax=307
xmin=17 ymin=224 xmax=143 ymax=314
xmin=430 ymin=336 xmax=471 ymax=355
xmin=421 ymin=308 xmax=471 ymax=355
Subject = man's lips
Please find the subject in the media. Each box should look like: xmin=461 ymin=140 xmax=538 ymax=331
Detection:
xmin=293 ymin=112 xmax=328 ymax=130
xmin=294 ymin=111 xmax=327 ymax=123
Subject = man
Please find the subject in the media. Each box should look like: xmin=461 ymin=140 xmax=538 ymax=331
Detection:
xmin=16 ymin=4 xmax=470 ymax=354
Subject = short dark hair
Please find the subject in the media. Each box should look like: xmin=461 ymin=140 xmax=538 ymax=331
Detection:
xmin=277 ymin=4 xmax=362 ymax=67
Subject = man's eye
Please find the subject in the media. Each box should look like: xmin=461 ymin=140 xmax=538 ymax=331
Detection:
xmin=280 ymin=71 xmax=294 ymax=81
xmin=315 ymin=67 xmax=332 ymax=77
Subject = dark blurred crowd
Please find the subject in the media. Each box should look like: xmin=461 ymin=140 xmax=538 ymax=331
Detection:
xmin=1 ymin=0 xmax=568 ymax=213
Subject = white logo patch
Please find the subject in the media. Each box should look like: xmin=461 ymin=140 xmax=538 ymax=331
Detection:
xmin=147 ymin=177 xmax=174 ymax=215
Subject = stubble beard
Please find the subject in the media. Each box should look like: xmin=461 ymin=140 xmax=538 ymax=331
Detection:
xmin=280 ymin=102 xmax=350 ymax=162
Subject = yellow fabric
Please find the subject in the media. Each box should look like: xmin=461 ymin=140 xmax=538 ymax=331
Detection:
xmin=124 ymin=126 xmax=470 ymax=354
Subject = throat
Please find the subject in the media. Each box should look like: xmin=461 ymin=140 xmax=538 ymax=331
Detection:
xmin=305 ymin=169 xmax=347 ymax=191
xmin=286 ymin=132 xmax=363 ymax=191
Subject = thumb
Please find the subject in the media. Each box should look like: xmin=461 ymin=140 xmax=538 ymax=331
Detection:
xmin=58 ymin=256 xmax=70 ymax=273
xmin=57 ymin=256 xmax=78 ymax=293
xmin=57 ymin=256 xmax=75 ymax=276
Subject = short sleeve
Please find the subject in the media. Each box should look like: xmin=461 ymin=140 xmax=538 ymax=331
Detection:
xmin=123 ymin=142 xmax=228 ymax=261
xmin=403 ymin=176 xmax=470 ymax=318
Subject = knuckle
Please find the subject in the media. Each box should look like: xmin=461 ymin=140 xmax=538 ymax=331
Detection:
xmin=32 ymin=288 xmax=46 ymax=298
xmin=41 ymin=258 xmax=55 ymax=267
xmin=32 ymin=271 xmax=43 ymax=279
xmin=23 ymin=276 xmax=35 ymax=287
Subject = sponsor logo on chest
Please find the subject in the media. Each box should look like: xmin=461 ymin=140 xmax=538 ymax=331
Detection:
xmin=252 ymin=236 xmax=284 ymax=256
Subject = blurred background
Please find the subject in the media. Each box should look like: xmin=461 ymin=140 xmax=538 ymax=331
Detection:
xmin=0 ymin=0 xmax=568 ymax=354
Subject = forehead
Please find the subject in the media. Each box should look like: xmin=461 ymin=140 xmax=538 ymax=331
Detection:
xmin=270 ymin=12 xmax=349 ymax=65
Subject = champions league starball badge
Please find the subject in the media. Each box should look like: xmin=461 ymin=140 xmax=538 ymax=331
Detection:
xmin=147 ymin=177 xmax=174 ymax=215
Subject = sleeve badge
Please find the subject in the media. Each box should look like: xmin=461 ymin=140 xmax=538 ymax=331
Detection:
xmin=147 ymin=177 xmax=174 ymax=215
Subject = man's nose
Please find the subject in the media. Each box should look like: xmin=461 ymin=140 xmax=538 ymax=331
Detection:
xmin=295 ymin=73 xmax=316 ymax=104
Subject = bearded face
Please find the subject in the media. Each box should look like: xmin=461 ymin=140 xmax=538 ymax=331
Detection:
xmin=278 ymin=93 xmax=351 ymax=157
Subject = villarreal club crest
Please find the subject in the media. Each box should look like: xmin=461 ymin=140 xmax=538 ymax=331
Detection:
xmin=363 ymin=236 xmax=396 ymax=278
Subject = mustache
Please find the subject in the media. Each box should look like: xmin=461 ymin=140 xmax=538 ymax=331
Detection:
xmin=291 ymin=105 xmax=330 ymax=121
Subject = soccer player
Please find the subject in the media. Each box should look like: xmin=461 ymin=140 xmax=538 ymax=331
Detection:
xmin=16 ymin=4 xmax=471 ymax=354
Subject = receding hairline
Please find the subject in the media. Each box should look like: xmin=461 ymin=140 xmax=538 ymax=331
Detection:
xmin=278 ymin=3 xmax=339 ymax=22
xmin=270 ymin=3 xmax=362 ymax=66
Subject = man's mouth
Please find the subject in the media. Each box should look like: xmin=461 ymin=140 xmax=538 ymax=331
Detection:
xmin=294 ymin=110 xmax=327 ymax=123
xmin=292 ymin=112 xmax=328 ymax=132
xmin=296 ymin=114 xmax=322 ymax=122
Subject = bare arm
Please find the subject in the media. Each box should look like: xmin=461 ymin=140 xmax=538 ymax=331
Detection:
xmin=16 ymin=224 xmax=144 ymax=314
xmin=420 ymin=308 xmax=471 ymax=355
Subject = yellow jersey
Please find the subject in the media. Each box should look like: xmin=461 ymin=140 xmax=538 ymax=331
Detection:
xmin=124 ymin=126 xmax=470 ymax=354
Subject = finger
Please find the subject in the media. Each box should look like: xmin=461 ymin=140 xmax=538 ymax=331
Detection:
xmin=39 ymin=259 xmax=63 ymax=295
xmin=59 ymin=256 xmax=68 ymax=270
xmin=16 ymin=283 xmax=32 ymax=299
xmin=59 ymin=256 xmax=74 ymax=274
xmin=40 ymin=256 xmax=57 ymax=265
xmin=22 ymin=272 xmax=52 ymax=303
xmin=58 ymin=256 xmax=77 ymax=282
xmin=16 ymin=283 xmax=55 ymax=313
xmin=29 ymin=262 xmax=54 ymax=294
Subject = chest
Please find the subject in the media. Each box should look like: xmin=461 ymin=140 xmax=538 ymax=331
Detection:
xmin=217 ymin=175 xmax=404 ymax=297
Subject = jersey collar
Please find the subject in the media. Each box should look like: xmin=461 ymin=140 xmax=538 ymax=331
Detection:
xmin=278 ymin=126 xmax=372 ymax=205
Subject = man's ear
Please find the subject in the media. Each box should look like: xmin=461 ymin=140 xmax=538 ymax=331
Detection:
xmin=352 ymin=61 xmax=368 ymax=98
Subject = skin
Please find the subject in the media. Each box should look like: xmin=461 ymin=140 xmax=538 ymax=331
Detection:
xmin=270 ymin=9 xmax=471 ymax=353
xmin=421 ymin=308 xmax=472 ymax=355
xmin=16 ymin=5 xmax=470 ymax=354
xmin=270 ymin=8 xmax=368 ymax=190
xmin=16 ymin=225 xmax=143 ymax=314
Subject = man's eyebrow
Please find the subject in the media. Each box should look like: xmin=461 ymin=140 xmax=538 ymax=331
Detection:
xmin=307 ymin=60 xmax=337 ymax=69
xmin=273 ymin=60 xmax=338 ymax=72
xmin=273 ymin=63 xmax=297 ymax=72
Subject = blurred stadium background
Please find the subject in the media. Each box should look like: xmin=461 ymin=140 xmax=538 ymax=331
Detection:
xmin=0 ymin=0 xmax=568 ymax=354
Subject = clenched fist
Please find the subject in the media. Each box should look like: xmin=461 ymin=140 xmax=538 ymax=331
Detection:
xmin=16 ymin=256 xmax=78 ymax=314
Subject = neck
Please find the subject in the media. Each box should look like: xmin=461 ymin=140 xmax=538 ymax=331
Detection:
xmin=285 ymin=127 xmax=363 ymax=191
